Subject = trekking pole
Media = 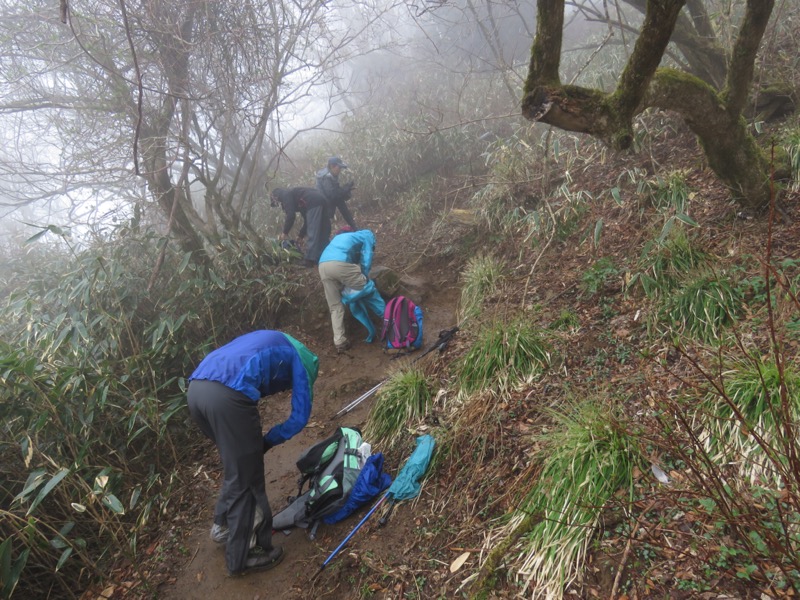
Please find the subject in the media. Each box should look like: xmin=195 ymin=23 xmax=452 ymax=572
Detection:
xmin=331 ymin=327 xmax=460 ymax=420
xmin=332 ymin=380 xmax=387 ymax=420
xmin=316 ymin=491 xmax=391 ymax=574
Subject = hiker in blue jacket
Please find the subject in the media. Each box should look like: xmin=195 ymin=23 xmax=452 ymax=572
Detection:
xmin=316 ymin=157 xmax=357 ymax=231
xmin=271 ymin=187 xmax=330 ymax=267
xmin=318 ymin=228 xmax=385 ymax=353
xmin=187 ymin=330 xmax=319 ymax=575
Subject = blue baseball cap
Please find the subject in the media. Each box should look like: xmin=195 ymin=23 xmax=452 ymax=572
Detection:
xmin=328 ymin=157 xmax=348 ymax=169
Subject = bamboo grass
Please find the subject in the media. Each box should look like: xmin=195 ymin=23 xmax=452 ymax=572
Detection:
xmin=658 ymin=273 xmax=743 ymax=343
xmin=695 ymin=359 xmax=800 ymax=485
xmin=457 ymin=320 xmax=551 ymax=395
xmin=458 ymin=254 xmax=505 ymax=323
xmin=509 ymin=401 xmax=639 ymax=600
xmin=364 ymin=367 xmax=433 ymax=450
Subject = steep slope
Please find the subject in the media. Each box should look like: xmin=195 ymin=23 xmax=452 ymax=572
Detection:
xmin=84 ymin=115 xmax=800 ymax=600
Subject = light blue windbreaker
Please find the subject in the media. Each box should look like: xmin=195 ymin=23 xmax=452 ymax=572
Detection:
xmin=318 ymin=229 xmax=375 ymax=276
xmin=342 ymin=279 xmax=386 ymax=342
xmin=188 ymin=330 xmax=319 ymax=447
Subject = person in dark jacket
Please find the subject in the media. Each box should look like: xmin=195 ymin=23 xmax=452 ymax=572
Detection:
xmin=187 ymin=330 xmax=319 ymax=575
xmin=318 ymin=229 xmax=382 ymax=353
xmin=316 ymin=157 xmax=357 ymax=231
xmin=271 ymin=187 xmax=330 ymax=266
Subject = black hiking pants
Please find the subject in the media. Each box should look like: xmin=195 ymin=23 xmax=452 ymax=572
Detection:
xmin=304 ymin=204 xmax=331 ymax=264
xmin=187 ymin=379 xmax=274 ymax=574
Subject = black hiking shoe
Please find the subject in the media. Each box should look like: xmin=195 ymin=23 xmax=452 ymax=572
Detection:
xmin=229 ymin=546 xmax=284 ymax=576
xmin=335 ymin=340 xmax=351 ymax=354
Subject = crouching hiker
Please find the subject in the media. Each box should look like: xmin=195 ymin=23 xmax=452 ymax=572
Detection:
xmin=270 ymin=187 xmax=331 ymax=267
xmin=318 ymin=228 xmax=384 ymax=353
xmin=187 ymin=330 xmax=319 ymax=575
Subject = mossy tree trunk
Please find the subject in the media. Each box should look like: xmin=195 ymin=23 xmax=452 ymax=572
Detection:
xmin=522 ymin=0 xmax=776 ymax=210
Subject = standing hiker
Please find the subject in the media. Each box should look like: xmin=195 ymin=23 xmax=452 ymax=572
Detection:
xmin=316 ymin=157 xmax=357 ymax=231
xmin=271 ymin=187 xmax=331 ymax=267
xmin=318 ymin=228 xmax=384 ymax=353
xmin=187 ymin=330 xmax=319 ymax=575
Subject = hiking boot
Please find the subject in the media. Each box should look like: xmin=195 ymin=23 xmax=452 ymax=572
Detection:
xmin=210 ymin=523 xmax=229 ymax=545
xmin=229 ymin=546 xmax=284 ymax=576
xmin=335 ymin=340 xmax=351 ymax=354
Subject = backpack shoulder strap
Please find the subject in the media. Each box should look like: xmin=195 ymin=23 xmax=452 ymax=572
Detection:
xmin=381 ymin=296 xmax=401 ymax=342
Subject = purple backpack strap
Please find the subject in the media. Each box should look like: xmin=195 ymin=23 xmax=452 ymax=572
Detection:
xmin=381 ymin=296 xmax=399 ymax=343
xmin=402 ymin=298 xmax=417 ymax=345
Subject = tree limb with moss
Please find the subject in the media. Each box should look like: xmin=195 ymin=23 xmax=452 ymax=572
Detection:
xmin=523 ymin=0 xmax=781 ymax=211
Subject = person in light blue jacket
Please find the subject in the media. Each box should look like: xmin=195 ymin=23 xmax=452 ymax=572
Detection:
xmin=187 ymin=330 xmax=318 ymax=575
xmin=318 ymin=228 xmax=384 ymax=353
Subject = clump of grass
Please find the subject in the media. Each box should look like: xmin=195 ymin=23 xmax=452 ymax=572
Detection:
xmin=363 ymin=367 xmax=433 ymax=451
xmin=483 ymin=400 xmax=640 ymax=600
xmin=695 ymin=358 xmax=800 ymax=485
xmin=456 ymin=320 xmax=551 ymax=395
xmin=640 ymin=170 xmax=692 ymax=213
xmin=458 ymin=254 xmax=505 ymax=323
xmin=657 ymin=273 xmax=743 ymax=343
xmin=580 ymin=257 xmax=620 ymax=297
xmin=550 ymin=309 xmax=580 ymax=331
xmin=396 ymin=185 xmax=434 ymax=234
xmin=627 ymin=227 xmax=710 ymax=298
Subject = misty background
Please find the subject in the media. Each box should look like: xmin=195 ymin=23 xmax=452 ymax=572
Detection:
xmin=0 ymin=0 xmax=607 ymax=257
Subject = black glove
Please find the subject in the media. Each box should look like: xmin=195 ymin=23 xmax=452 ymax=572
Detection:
xmin=263 ymin=438 xmax=273 ymax=454
xmin=343 ymin=181 xmax=355 ymax=192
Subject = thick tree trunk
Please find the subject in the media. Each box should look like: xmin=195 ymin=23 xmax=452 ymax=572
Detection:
xmin=522 ymin=0 xmax=776 ymax=211
xmin=646 ymin=70 xmax=770 ymax=209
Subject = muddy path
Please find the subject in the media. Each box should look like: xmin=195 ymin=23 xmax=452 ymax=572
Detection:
xmin=157 ymin=256 xmax=461 ymax=600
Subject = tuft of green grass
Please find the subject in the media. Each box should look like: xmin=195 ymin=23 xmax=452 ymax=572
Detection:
xmin=695 ymin=359 xmax=800 ymax=485
xmin=640 ymin=170 xmax=692 ymax=213
xmin=363 ymin=367 xmax=433 ymax=451
xmin=510 ymin=400 xmax=640 ymax=599
xmin=627 ymin=227 xmax=710 ymax=298
xmin=458 ymin=254 xmax=505 ymax=323
xmin=657 ymin=273 xmax=743 ymax=343
xmin=456 ymin=320 xmax=551 ymax=395
xmin=550 ymin=309 xmax=580 ymax=331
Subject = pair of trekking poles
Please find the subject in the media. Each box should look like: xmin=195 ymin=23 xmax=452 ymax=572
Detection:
xmin=331 ymin=326 xmax=459 ymax=420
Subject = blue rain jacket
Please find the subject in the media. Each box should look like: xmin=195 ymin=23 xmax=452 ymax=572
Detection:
xmin=342 ymin=279 xmax=386 ymax=342
xmin=323 ymin=453 xmax=392 ymax=525
xmin=188 ymin=330 xmax=319 ymax=447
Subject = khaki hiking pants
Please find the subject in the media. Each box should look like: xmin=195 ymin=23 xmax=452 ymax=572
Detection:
xmin=318 ymin=260 xmax=367 ymax=347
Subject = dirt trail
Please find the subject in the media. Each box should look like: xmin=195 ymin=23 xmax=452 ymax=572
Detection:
xmin=158 ymin=259 xmax=460 ymax=600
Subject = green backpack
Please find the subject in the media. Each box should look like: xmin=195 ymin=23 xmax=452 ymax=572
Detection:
xmin=273 ymin=427 xmax=363 ymax=537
